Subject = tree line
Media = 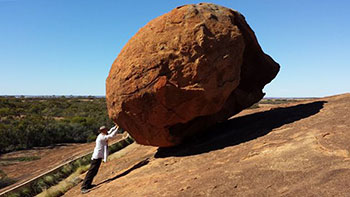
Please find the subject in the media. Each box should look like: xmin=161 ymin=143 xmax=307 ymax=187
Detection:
xmin=0 ymin=96 xmax=114 ymax=153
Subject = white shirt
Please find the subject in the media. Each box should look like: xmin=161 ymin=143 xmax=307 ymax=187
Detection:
xmin=91 ymin=126 xmax=119 ymax=162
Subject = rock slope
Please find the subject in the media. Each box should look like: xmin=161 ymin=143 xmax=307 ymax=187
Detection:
xmin=65 ymin=93 xmax=350 ymax=196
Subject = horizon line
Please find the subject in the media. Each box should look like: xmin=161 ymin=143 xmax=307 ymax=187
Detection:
xmin=0 ymin=94 xmax=321 ymax=99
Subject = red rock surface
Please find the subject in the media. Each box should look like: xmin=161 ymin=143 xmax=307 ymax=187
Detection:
xmin=106 ymin=3 xmax=280 ymax=147
xmin=65 ymin=94 xmax=350 ymax=197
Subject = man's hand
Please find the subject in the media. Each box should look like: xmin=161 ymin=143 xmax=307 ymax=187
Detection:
xmin=108 ymin=125 xmax=119 ymax=134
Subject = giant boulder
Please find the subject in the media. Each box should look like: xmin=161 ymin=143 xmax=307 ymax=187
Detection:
xmin=106 ymin=3 xmax=280 ymax=147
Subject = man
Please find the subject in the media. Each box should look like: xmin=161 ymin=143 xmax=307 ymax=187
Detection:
xmin=81 ymin=125 xmax=120 ymax=194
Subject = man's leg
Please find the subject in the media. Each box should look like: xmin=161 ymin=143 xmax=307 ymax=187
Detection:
xmin=81 ymin=158 xmax=102 ymax=190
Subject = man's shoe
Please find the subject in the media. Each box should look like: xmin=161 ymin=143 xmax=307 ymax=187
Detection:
xmin=90 ymin=184 xmax=97 ymax=188
xmin=81 ymin=188 xmax=90 ymax=194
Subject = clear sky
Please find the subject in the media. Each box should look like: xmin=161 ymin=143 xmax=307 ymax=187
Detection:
xmin=1 ymin=0 xmax=349 ymax=97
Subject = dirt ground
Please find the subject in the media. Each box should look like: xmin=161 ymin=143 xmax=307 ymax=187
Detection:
xmin=63 ymin=93 xmax=350 ymax=197
xmin=0 ymin=135 xmax=122 ymax=193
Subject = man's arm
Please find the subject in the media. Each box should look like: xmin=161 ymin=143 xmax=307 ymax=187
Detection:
xmin=107 ymin=125 xmax=118 ymax=134
xmin=102 ymin=126 xmax=119 ymax=140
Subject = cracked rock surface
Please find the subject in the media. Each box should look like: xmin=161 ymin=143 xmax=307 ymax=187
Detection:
xmin=106 ymin=3 xmax=279 ymax=147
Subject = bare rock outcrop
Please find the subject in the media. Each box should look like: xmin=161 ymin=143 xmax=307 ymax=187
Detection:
xmin=106 ymin=3 xmax=280 ymax=147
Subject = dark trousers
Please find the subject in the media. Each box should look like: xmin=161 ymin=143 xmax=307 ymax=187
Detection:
xmin=81 ymin=158 xmax=102 ymax=190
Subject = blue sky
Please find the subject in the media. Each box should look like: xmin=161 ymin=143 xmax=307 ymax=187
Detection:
xmin=0 ymin=0 xmax=349 ymax=97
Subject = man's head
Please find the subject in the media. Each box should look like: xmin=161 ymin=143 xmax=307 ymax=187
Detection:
xmin=99 ymin=126 xmax=108 ymax=134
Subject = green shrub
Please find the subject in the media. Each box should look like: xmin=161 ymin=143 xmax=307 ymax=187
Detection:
xmin=81 ymin=156 xmax=90 ymax=164
xmin=20 ymin=186 xmax=31 ymax=197
xmin=73 ymin=159 xmax=82 ymax=168
xmin=52 ymin=171 xmax=63 ymax=181
xmin=43 ymin=175 xmax=55 ymax=186
xmin=87 ymin=133 xmax=97 ymax=142
xmin=7 ymin=192 xmax=21 ymax=197
xmin=35 ymin=178 xmax=47 ymax=190
xmin=61 ymin=164 xmax=73 ymax=175
xmin=0 ymin=96 xmax=114 ymax=153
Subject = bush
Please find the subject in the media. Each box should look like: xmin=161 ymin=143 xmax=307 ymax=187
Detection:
xmin=0 ymin=96 xmax=114 ymax=153
xmin=7 ymin=192 xmax=21 ymax=197
xmin=61 ymin=164 xmax=73 ymax=175
xmin=87 ymin=133 xmax=97 ymax=142
xmin=44 ymin=175 xmax=55 ymax=186
xmin=20 ymin=186 xmax=32 ymax=197
xmin=53 ymin=172 xmax=63 ymax=181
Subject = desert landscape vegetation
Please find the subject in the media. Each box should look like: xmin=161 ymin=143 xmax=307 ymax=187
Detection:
xmin=1 ymin=96 xmax=313 ymax=197
xmin=0 ymin=96 xmax=132 ymax=196
xmin=1 ymin=1 xmax=349 ymax=197
xmin=3 ymin=93 xmax=349 ymax=196
xmin=0 ymin=96 xmax=114 ymax=154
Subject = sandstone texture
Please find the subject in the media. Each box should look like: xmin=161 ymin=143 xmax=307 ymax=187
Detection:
xmin=65 ymin=94 xmax=350 ymax=197
xmin=106 ymin=3 xmax=280 ymax=147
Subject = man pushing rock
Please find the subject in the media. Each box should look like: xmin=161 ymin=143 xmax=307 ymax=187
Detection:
xmin=81 ymin=125 xmax=120 ymax=194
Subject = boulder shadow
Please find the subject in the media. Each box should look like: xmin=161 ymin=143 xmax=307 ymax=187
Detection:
xmin=155 ymin=101 xmax=326 ymax=158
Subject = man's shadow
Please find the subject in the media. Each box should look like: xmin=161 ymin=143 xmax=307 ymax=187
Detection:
xmin=155 ymin=101 xmax=326 ymax=158
xmin=95 ymin=158 xmax=150 ymax=188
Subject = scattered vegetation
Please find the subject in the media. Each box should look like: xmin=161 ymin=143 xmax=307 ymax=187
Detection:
xmin=248 ymin=103 xmax=259 ymax=109
xmin=3 ymin=154 xmax=91 ymax=197
xmin=4 ymin=136 xmax=134 ymax=197
xmin=0 ymin=156 xmax=41 ymax=167
xmin=0 ymin=156 xmax=40 ymax=162
xmin=248 ymin=98 xmax=303 ymax=109
xmin=36 ymin=165 xmax=89 ymax=197
xmin=109 ymin=135 xmax=134 ymax=154
xmin=0 ymin=169 xmax=16 ymax=189
xmin=0 ymin=96 xmax=114 ymax=153
xmin=259 ymin=98 xmax=302 ymax=105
